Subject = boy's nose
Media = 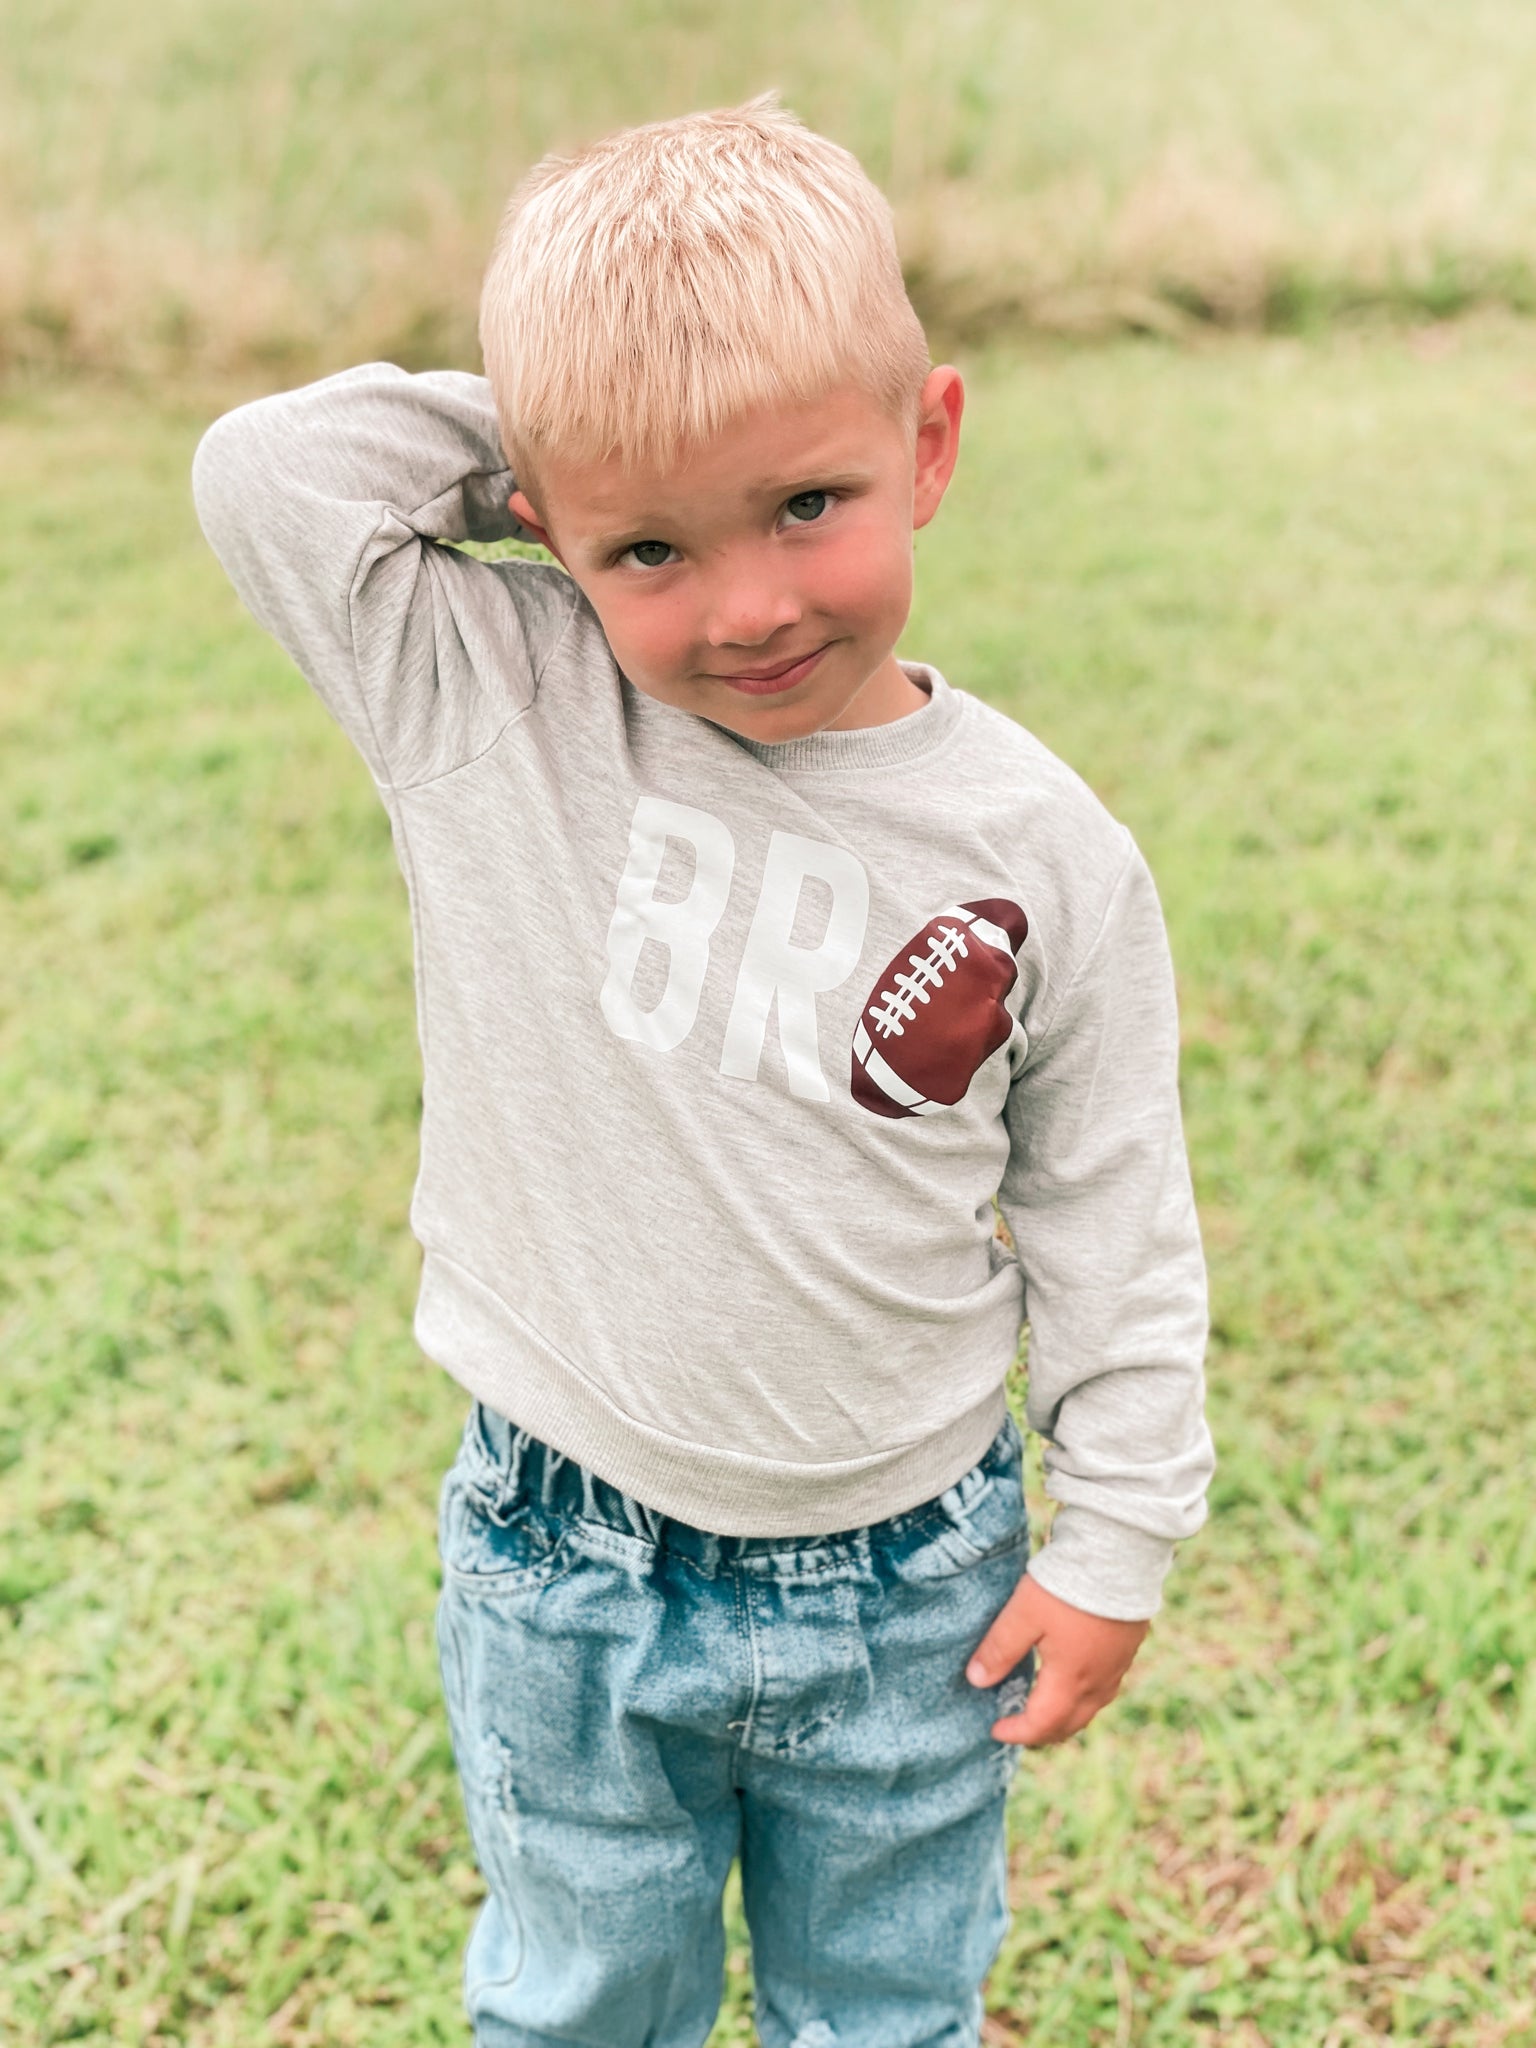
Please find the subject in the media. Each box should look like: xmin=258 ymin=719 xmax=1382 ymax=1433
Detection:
xmin=703 ymin=573 xmax=803 ymax=650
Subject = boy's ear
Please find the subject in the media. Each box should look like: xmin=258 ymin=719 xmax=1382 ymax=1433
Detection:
xmin=508 ymin=488 xmax=561 ymax=560
xmin=912 ymin=366 xmax=965 ymax=533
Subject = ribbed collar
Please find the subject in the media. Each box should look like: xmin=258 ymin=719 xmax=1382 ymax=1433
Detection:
xmin=716 ymin=662 xmax=959 ymax=774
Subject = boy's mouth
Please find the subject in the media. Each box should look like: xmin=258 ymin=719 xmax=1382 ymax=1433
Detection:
xmin=712 ymin=643 xmax=831 ymax=694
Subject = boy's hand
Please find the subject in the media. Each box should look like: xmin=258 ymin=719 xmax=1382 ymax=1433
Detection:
xmin=966 ymin=1573 xmax=1149 ymax=1747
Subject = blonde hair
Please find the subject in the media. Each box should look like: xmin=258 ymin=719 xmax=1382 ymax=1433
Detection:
xmin=479 ymin=95 xmax=930 ymax=483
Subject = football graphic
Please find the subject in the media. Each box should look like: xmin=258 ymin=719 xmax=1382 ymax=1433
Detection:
xmin=850 ymin=898 xmax=1029 ymax=1119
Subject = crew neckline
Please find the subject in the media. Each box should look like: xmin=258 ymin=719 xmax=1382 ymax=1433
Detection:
xmin=713 ymin=662 xmax=959 ymax=773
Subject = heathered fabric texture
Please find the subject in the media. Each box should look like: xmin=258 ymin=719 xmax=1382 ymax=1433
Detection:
xmin=192 ymin=363 xmax=1214 ymax=1618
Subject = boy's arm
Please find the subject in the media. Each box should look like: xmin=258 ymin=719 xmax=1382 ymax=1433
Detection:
xmin=973 ymin=835 xmax=1214 ymax=1732
xmin=191 ymin=364 xmax=551 ymax=785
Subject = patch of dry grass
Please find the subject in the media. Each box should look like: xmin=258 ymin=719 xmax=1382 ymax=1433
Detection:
xmin=8 ymin=0 xmax=1536 ymax=382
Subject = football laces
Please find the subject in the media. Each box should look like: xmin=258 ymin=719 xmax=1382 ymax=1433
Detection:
xmin=866 ymin=923 xmax=970 ymax=1039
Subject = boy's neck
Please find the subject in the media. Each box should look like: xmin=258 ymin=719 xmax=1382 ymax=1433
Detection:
xmin=822 ymin=654 xmax=931 ymax=732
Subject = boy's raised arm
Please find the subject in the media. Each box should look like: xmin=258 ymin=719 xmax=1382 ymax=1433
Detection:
xmin=996 ymin=835 xmax=1215 ymax=1625
xmin=192 ymin=364 xmax=551 ymax=785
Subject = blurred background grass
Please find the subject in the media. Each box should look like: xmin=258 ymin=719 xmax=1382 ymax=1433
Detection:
xmin=10 ymin=0 xmax=1536 ymax=378
xmin=3 ymin=5 xmax=1535 ymax=2046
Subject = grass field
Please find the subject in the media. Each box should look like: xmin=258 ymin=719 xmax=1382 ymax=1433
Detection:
xmin=2 ymin=323 xmax=1533 ymax=2044
xmin=11 ymin=0 xmax=1536 ymax=376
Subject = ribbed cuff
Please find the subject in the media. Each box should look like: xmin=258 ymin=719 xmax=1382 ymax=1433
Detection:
xmin=459 ymin=467 xmax=524 ymax=543
xmin=1025 ymin=1503 xmax=1178 ymax=1620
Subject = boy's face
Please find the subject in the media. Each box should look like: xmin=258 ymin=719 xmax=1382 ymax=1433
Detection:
xmin=507 ymin=367 xmax=964 ymax=742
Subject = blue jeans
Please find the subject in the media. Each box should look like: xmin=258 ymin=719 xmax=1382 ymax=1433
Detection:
xmin=435 ymin=1403 xmax=1035 ymax=2048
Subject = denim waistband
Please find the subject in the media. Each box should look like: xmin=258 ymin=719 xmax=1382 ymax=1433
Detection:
xmin=464 ymin=1400 xmax=1023 ymax=1569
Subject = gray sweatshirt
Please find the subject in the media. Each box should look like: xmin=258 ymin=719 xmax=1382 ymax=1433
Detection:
xmin=192 ymin=363 xmax=1214 ymax=1619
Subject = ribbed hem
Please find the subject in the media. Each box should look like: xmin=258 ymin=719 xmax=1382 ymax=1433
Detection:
xmin=717 ymin=663 xmax=961 ymax=774
xmin=1025 ymin=1503 xmax=1178 ymax=1620
xmin=414 ymin=1248 xmax=1010 ymax=1537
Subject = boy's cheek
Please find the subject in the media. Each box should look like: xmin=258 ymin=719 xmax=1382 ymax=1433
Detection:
xmin=822 ymin=523 xmax=912 ymax=635
xmin=597 ymin=610 xmax=688 ymax=693
xmin=560 ymin=582 xmax=674 ymax=688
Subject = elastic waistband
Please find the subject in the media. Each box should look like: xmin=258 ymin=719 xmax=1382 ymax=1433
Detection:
xmin=463 ymin=1400 xmax=1023 ymax=1570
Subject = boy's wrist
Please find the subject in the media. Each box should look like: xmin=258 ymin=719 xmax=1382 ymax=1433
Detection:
xmin=1026 ymin=1503 xmax=1177 ymax=1622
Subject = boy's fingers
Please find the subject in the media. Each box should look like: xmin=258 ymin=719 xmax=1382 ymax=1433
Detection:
xmin=992 ymin=1665 xmax=1099 ymax=1748
xmin=965 ymin=1574 xmax=1044 ymax=1687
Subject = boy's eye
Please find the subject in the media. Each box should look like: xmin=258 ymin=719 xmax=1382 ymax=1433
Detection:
xmin=783 ymin=490 xmax=831 ymax=525
xmin=624 ymin=540 xmax=676 ymax=569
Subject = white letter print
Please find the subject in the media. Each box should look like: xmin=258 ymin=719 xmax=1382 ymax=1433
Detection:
xmin=600 ymin=797 xmax=736 ymax=1051
xmin=719 ymin=831 xmax=870 ymax=1100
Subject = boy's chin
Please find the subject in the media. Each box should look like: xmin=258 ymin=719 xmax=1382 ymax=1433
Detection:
xmin=624 ymin=675 xmax=846 ymax=740
xmin=699 ymin=689 xmax=857 ymax=743
xmin=627 ymin=654 xmax=908 ymax=741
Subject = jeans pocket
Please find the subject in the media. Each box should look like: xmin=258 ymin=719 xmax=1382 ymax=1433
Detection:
xmin=888 ymin=1433 xmax=1030 ymax=1590
xmin=439 ymin=1467 xmax=576 ymax=1599
xmin=936 ymin=1418 xmax=1030 ymax=1567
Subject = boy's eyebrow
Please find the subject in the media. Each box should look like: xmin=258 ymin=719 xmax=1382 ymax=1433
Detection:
xmin=747 ymin=461 xmax=881 ymax=496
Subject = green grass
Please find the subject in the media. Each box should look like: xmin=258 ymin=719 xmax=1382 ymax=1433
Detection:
xmin=11 ymin=0 xmax=1536 ymax=376
xmin=2 ymin=325 xmax=1534 ymax=2044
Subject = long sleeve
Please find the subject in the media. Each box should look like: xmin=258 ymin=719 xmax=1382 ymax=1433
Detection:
xmin=191 ymin=364 xmax=569 ymax=786
xmin=999 ymin=834 xmax=1214 ymax=1620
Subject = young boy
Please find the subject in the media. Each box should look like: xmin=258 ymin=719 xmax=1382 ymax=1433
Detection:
xmin=193 ymin=97 xmax=1213 ymax=2048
